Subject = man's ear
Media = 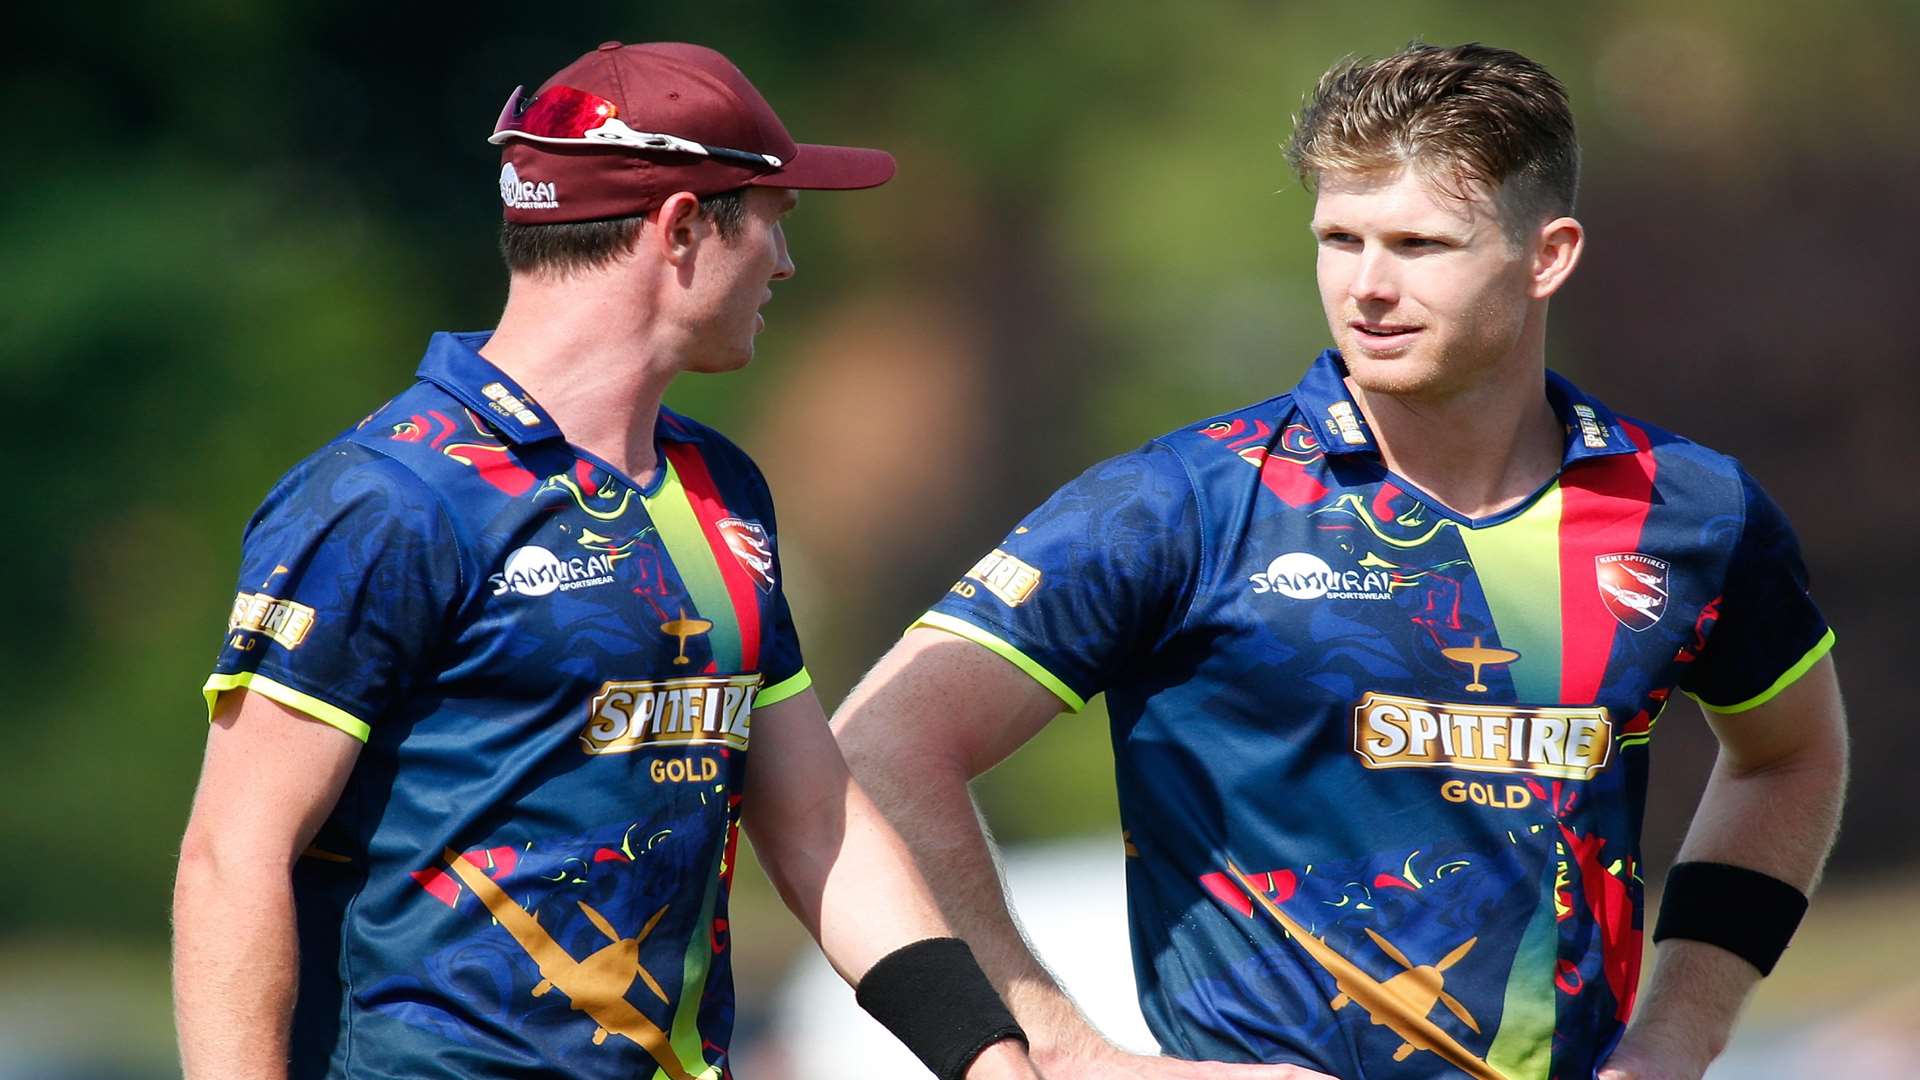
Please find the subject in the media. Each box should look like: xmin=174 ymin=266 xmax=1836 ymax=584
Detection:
xmin=653 ymin=191 xmax=705 ymax=267
xmin=1530 ymin=215 xmax=1584 ymax=300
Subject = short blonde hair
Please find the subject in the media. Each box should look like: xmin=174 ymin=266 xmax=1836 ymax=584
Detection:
xmin=1287 ymin=42 xmax=1579 ymax=228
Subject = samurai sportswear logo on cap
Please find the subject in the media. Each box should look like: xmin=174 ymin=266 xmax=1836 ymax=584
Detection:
xmin=489 ymin=41 xmax=896 ymax=224
xmin=499 ymin=162 xmax=559 ymax=210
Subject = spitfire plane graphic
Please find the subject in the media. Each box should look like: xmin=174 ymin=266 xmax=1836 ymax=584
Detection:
xmin=1439 ymin=636 xmax=1520 ymax=694
xmin=440 ymin=849 xmax=703 ymax=1080
xmin=1597 ymin=581 xmax=1662 ymax=617
xmin=1618 ymin=564 xmax=1665 ymax=592
xmin=1333 ymin=928 xmax=1481 ymax=1061
xmin=661 ymin=608 xmax=713 ymax=665
xmin=1224 ymin=861 xmax=1501 ymax=1079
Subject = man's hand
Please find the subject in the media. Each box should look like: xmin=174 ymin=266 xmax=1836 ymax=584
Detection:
xmin=968 ymin=1039 xmax=1044 ymax=1079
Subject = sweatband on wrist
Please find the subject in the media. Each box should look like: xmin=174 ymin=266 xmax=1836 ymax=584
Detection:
xmin=854 ymin=937 xmax=1026 ymax=1080
xmin=1652 ymin=861 xmax=1808 ymax=976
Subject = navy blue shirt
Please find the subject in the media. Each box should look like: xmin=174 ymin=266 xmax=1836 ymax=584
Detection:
xmin=207 ymin=332 xmax=808 ymax=1079
xmin=924 ymin=352 xmax=1831 ymax=1079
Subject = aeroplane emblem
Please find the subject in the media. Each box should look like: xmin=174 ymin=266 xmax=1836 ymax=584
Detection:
xmin=660 ymin=608 xmax=713 ymax=666
xmin=1440 ymin=636 xmax=1520 ymax=694
xmin=1224 ymin=860 xmax=1500 ymax=1079
xmin=440 ymin=849 xmax=701 ymax=1079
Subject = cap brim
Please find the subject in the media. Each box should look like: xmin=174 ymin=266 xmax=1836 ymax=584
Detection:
xmin=750 ymin=143 xmax=896 ymax=191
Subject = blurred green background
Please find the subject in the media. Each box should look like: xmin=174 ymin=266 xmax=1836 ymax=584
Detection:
xmin=4 ymin=1 xmax=1916 ymax=1075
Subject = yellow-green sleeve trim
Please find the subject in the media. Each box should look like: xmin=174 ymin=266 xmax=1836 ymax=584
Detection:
xmin=202 ymin=671 xmax=372 ymax=742
xmin=1688 ymin=628 xmax=1837 ymax=716
xmin=912 ymin=611 xmax=1087 ymax=713
xmin=756 ymin=667 xmax=813 ymax=709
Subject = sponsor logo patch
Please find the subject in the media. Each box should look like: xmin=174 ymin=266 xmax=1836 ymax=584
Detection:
xmin=491 ymin=545 xmax=617 ymax=597
xmin=1595 ymin=552 xmax=1669 ymax=632
xmin=480 ymin=381 xmax=541 ymax=428
xmin=961 ymin=548 xmax=1043 ymax=607
xmin=1352 ymin=691 xmax=1614 ymax=780
xmin=228 ymin=591 xmax=317 ymax=650
xmin=1572 ymin=403 xmax=1610 ymax=449
xmin=718 ymin=517 xmax=775 ymax=592
xmin=581 ymin=673 xmax=762 ymax=755
xmin=1249 ymin=551 xmax=1394 ymax=601
xmin=1325 ymin=401 xmax=1368 ymax=446
xmin=499 ymin=162 xmax=560 ymax=210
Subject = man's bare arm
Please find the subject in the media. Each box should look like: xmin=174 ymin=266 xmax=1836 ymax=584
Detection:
xmin=743 ymin=685 xmax=1038 ymax=1080
xmin=1599 ymin=656 xmax=1848 ymax=1080
xmin=173 ymin=689 xmax=361 ymax=1080
xmin=835 ymin=628 xmax=1332 ymax=1079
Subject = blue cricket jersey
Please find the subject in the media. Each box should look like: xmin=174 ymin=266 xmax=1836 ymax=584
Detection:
xmin=923 ymin=351 xmax=1832 ymax=1080
xmin=206 ymin=332 xmax=809 ymax=1079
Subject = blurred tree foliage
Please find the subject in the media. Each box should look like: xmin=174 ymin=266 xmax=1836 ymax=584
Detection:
xmin=3 ymin=0 xmax=1914 ymax=957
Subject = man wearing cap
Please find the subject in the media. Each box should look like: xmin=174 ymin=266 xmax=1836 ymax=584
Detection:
xmin=834 ymin=42 xmax=1845 ymax=1080
xmin=173 ymin=42 xmax=1035 ymax=1080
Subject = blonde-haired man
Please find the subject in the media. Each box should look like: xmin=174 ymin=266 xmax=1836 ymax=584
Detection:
xmin=836 ymin=42 xmax=1844 ymax=1080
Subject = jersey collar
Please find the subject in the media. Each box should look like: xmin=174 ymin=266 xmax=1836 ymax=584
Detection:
xmin=414 ymin=331 xmax=565 ymax=446
xmin=1290 ymin=349 xmax=1637 ymax=465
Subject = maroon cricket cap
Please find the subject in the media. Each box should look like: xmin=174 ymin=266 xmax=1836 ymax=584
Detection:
xmin=494 ymin=41 xmax=896 ymax=223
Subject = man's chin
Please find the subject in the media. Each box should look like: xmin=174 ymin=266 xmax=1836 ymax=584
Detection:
xmin=690 ymin=348 xmax=754 ymax=375
xmin=1341 ymin=347 xmax=1443 ymax=397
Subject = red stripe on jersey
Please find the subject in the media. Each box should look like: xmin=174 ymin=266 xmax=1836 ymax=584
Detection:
xmin=1258 ymin=451 xmax=1331 ymax=507
xmin=1557 ymin=421 xmax=1657 ymax=703
xmin=660 ymin=441 xmax=763 ymax=670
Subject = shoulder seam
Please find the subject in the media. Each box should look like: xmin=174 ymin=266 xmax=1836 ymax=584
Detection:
xmin=1152 ymin=437 xmax=1210 ymax=639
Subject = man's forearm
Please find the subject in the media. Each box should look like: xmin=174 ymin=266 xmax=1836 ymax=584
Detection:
xmin=842 ymin=738 xmax=1107 ymax=1059
xmin=173 ymin=851 xmax=299 ymax=1080
xmin=1622 ymin=742 xmax=1845 ymax=1070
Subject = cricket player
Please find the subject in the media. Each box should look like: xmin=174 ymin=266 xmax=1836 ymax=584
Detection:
xmin=835 ymin=42 xmax=1847 ymax=1080
xmin=173 ymin=41 xmax=1035 ymax=1080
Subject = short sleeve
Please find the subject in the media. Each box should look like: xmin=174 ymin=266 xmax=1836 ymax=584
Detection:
xmin=748 ymin=469 xmax=809 ymax=708
xmin=918 ymin=441 xmax=1202 ymax=711
xmin=203 ymin=444 xmax=464 ymax=740
xmin=1679 ymin=468 xmax=1834 ymax=713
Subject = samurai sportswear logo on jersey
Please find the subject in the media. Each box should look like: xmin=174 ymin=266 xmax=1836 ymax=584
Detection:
xmin=1249 ymin=552 xmax=1393 ymax=601
xmin=581 ymin=673 xmax=762 ymax=754
xmin=499 ymin=162 xmax=559 ymax=210
xmin=491 ymin=545 xmax=618 ymax=597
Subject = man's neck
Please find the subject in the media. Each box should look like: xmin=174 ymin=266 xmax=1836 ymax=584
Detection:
xmin=1345 ymin=363 xmax=1565 ymax=521
xmin=479 ymin=277 xmax=683 ymax=485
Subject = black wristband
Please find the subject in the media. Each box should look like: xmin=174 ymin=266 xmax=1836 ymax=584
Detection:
xmin=1653 ymin=861 xmax=1808 ymax=976
xmin=855 ymin=937 xmax=1027 ymax=1080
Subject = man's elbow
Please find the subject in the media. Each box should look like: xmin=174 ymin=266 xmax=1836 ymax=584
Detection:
xmin=838 ymin=719 xmax=976 ymax=793
xmin=174 ymin=823 xmax=298 ymax=900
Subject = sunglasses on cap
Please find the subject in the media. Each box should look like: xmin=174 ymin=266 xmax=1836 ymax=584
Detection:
xmin=489 ymin=84 xmax=785 ymax=170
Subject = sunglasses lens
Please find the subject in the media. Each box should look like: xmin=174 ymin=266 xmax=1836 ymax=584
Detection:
xmin=494 ymin=85 xmax=618 ymax=139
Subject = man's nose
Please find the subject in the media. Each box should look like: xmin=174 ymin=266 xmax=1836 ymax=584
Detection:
xmin=772 ymin=226 xmax=795 ymax=281
xmin=1348 ymin=244 xmax=1397 ymax=304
